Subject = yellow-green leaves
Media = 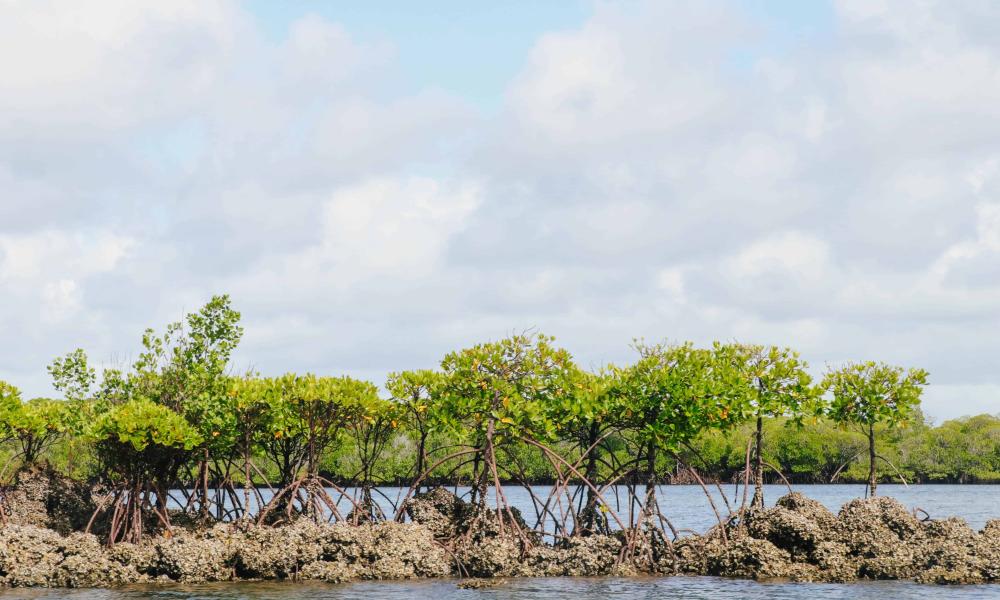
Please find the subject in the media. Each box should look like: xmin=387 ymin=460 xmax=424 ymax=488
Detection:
xmin=387 ymin=369 xmax=442 ymax=428
xmin=241 ymin=373 xmax=385 ymax=480
xmin=91 ymin=398 xmax=202 ymax=452
xmin=9 ymin=398 xmax=69 ymax=437
xmin=822 ymin=361 xmax=928 ymax=495
xmin=436 ymin=333 xmax=578 ymax=444
xmin=47 ymin=349 xmax=96 ymax=402
xmin=617 ymin=341 xmax=749 ymax=452
xmin=722 ymin=343 xmax=820 ymax=422
xmin=0 ymin=384 xmax=74 ymax=464
xmin=0 ymin=380 xmax=22 ymax=441
xmin=823 ymin=361 xmax=929 ymax=429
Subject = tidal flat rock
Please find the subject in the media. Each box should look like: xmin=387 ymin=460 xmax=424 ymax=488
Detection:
xmin=3 ymin=464 xmax=98 ymax=535
xmin=708 ymin=537 xmax=798 ymax=580
xmin=745 ymin=506 xmax=827 ymax=558
xmin=913 ymin=517 xmax=984 ymax=584
xmin=0 ymin=525 xmax=71 ymax=587
xmin=234 ymin=521 xmax=325 ymax=579
xmin=360 ymin=521 xmax=451 ymax=579
xmin=403 ymin=488 xmax=473 ymax=539
xmin=776 ymin=492 xmax=839 ymax=531
xmin=0 ymin=526 xmax=141 ymax=587
xmin=520 ymin=534 xmax=622 ymax=577
xmin=2 ymin=489 xmax=1000 ymax=587
xmin=456 ymin=577 xmax=505 ymax=589
xmin=974 ymin=519 xmax=1000 ymax=581
xmin=0 ymin=518 xmax=451 ymax=587
xmin=706 ymin=493 xmax=1000 ymax=584
xmin=836 ymin=496 xmax=921 ymax=557
xmin=404 ymin=488 xmax=542 ymax=578
xmin=153 ymin=526 xmax=240 ymax=582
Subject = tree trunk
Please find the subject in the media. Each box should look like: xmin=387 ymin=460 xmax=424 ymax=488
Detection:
xmin=643 ymin=440 xmax=657 ymax=516
xmin=476 ymin=419 xmax=496 ymax=508
xmin=752 ymin=414 xmax=764 ymax=508
xmin=307 ymin=422 xmax=317 ymax=476
xmin=583 ymin=423 xmax=599 ymax=506
xmin=581 ymin=422 xmax=602 ymax=533
xmin=243 ymin=443 xmax=252 ymax=520
xmin=200 ymin=448 xmax=210 ymax=519
xmin=470 ymin=449 xmax=481 ymax=505
xmin=416 ymin=430 xmax=427 ymax=493
xmin=283 ymin=449 xmax=295 ymax=488
xmin=868 ymin=424 xmax=877 ymax=497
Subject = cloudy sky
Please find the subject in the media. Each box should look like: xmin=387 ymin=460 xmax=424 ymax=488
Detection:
xmin=2 ymin=0 xmax=999 ymax=421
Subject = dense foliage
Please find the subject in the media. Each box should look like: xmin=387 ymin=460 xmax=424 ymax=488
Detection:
xmin=1 ymin=295 xmax=989 ymax=546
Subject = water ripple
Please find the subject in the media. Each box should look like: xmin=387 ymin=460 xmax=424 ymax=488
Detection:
xmin=5 ymin=577 xmax=1000 ymax=600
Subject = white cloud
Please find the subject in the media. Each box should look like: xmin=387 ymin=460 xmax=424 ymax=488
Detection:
xmin=0 ymin=230 xmax=132 ymax=281
xmin=3 ymin=0 xmax=1000 ymax=418
xmin=727 ymin=232 xmax=831 ymax=283
xmin=41 ymin=279 xmax=81 ymax=324
xmin=341 ymin=179 xmax=474 ymax=256
xmin=297 ymin=176 xmax=480 ymax=280
xmin=0 ymin=0 xmax=241 ymax=132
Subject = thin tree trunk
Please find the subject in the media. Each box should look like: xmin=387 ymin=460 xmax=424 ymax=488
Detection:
xmin=578 ymin=422 xmax=604 ymax=534
xmin=583 ymin=423 xmax=600 ymax=517
xmin=471 ymin=448 xmax=482 ymax=505
xmin=643 ymin=441 xmax=657 ymax=517
xmin=416 ymin=430 xmax=427 ymax=493
xmin=308 ymin=421 xmax=316 ymax=476
xmin=477 ymin=419 xmax=496 ymax=508
xmin=243 ymin=444 xmax=252 ymax=519
xmin=752 ymin=414 xmax=764 ymax=508
xmin=868 ymin=424 xmax=877 ymax=497
xmin=200 ymin=448 xmax=210 ymax=519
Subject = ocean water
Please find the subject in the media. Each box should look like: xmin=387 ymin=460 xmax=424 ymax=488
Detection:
xmin=3 ymin=577 xmax=1000 ymax=599
xmin=172 ymin=482 xmax=1000 ymax=533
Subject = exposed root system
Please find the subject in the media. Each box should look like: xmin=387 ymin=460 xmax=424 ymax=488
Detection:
xmin=2 ymin=483 xmax=1000 ymax=588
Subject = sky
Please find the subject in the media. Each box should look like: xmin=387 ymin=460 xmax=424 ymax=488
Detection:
xmin=2 ymin=0 xmax=999 ymax=422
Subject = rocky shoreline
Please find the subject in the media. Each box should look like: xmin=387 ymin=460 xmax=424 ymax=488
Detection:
xmin=2 ymin=469 xmax=1000 ymax=587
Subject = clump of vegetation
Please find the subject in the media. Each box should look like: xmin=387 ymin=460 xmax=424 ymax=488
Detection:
xmin=0 ymin=294 xmax=955 ymax=555
xmin=89 ymin=398 xmax=202 ymax=543
xmin=823 ymin=361 xmax=928 ymax=496
xmin=1 ymin=383 xmax=73 ymax=478
xmin=386 ymin=369 xmax=441 ymax=492
xmin=726 ymin=344 xmax=816 ymax=508
xmin=605 ymin=341 xmax=748 ymax=556
xmin=254 ymin=375 xmax=349 ymax=522
xmin=408 ymin=333 xmax=582 ymax=542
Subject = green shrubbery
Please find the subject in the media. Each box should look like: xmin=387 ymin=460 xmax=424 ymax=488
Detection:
xmin=1 ymin=294 xmax=992 ymax=546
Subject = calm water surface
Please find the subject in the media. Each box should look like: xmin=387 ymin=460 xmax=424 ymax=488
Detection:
xmin=4 ymin=578 xmax=1000 ymax=599
xmin=623 ymin=483 xmax=1000 ymax=532
xmin=201 ymin=483 xmax=1000 ymax=532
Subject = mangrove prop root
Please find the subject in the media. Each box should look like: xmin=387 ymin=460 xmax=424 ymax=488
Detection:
xmin=763 ymin=461 xmax=795 ymax=496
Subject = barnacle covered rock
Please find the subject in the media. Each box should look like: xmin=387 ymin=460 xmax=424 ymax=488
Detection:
xmin=3 ymin=464 xmax=97 ymax=535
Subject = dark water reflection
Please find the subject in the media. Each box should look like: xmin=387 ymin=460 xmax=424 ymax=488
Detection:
xmin=4 ymin=578 xmax=1000 ymax=599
